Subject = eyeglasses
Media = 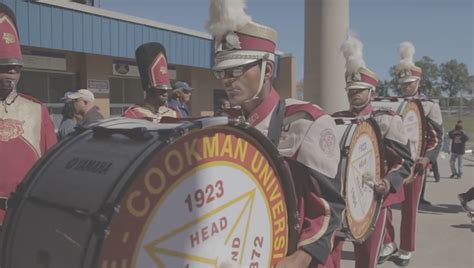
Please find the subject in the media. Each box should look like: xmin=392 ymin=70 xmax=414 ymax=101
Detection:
xmin=0 ymin=65 xmax=22 ymax=73
xmin=213 ymin=60 xmax=262 ymax=80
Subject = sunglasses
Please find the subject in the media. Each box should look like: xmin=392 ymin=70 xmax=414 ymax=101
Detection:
xmin=213 ymin=60 xmax=262 ymax=80
xmin=0 ymin=65 xmax=22 ymax=73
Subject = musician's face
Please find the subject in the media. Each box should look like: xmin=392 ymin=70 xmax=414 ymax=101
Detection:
xmin=0 ymin=65 xmax=21 ymax=99
xmin=147 ymin=87 xmax=169 ymax=106
xmin=400 ymin=80 xmax=418 ymax=96
xmin=348 ymin=88 xmax=370 ymax=107
xmin=218 ymin=61 xmax=263 ymax=106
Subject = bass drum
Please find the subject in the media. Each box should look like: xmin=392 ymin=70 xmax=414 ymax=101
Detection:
xmin=0 ymin=117 xmax=299 ymax=268
xmin=333 ymin=116 xmax=384 ymax=242
xmin=372 ymin=97 xmax=427 ymax=162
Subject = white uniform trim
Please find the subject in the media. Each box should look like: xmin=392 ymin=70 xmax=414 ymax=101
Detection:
xmin=377 ymin=114 xmax=408 ymax=145
xmin=422 ymin=101 xmax=443 ymax=125
xmin=295 ymin=114 xmax=340 ymax=178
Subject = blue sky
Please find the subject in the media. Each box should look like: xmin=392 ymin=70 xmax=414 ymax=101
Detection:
xmin=99 ymin=0 xmax=473 ymax=81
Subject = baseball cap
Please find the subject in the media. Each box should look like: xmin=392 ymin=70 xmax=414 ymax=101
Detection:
xmin=65 ymin=89 xmax=95 ymax=102
xmin=172 ymin=81 xmax=193 ymax=92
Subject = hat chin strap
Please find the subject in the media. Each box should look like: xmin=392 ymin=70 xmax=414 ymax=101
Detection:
xmin=405 ymin=80 xmax=420 ymax=97
xmin=244 ymin=59 xmax=268 ymax=104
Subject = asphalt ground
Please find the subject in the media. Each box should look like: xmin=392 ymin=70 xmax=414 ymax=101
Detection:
xmin=340 ymin=154 xmax=474 ymax=268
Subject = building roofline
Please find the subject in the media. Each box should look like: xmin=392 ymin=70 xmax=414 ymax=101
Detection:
xmin=35 ymin=0 xmax=212 ymax=40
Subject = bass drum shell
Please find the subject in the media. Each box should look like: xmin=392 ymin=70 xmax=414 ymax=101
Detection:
xmin=0 ymin=117 xmax=298 ymax=268
xmin=333 ymin=117 xmax=384 ymax=242
xmin=372 ymin=97 xmax=427 ymax=161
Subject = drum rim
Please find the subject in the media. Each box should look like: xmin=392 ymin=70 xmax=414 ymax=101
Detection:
xmin=340 ymin=118 xmax=384 ymax=242
xmin=95 ymin=122 xmax=299 ymax=266
xmin=400 ymin=99 xmax=427 ymax=160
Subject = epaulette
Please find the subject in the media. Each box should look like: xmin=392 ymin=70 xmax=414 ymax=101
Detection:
xmin=332 ymin=110 xmax=357 ymax=117
xmin=373 ymin=96 xmax=400 ymax=102
xmin=17 ymin=93 xmax=44 ymax=105
xmin=372 ymin=108 xmax=396 ymax=117
xmin=416 ymin=94 xmax=432 ymax=102
xmin=285 ymin=103 xmax=326 ymax=120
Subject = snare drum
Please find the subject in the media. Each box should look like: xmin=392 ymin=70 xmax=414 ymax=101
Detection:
xmin=0 ymin=117 xmax=298 ymax=268
xmin=372 ymin=97 xmax=427 ymax=161
xmin=333 ymin=116 xmax=384 ymax=242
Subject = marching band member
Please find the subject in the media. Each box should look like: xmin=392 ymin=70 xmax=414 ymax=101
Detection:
xmin=329 ymin=34 xmax=414 ymax=268
xmin=123 ymin=42 xmax=179 ymax=122
xmin=0 ymin=3 xmax=57 ymax=224
xmin=207 ymin=0 xmax=345 ymax=266
xmin=379 ymin=41 xmax=443 ymax=266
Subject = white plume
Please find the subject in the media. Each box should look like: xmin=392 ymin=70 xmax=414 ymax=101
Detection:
xmin=341 ymin=32 xmax=366 ymax=75
xmin=207 ymin=0 xmax=252 ymax=40
xmin=398 ymin=41 xmax=415 ymax=69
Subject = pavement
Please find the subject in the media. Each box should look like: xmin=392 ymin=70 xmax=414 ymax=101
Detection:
xmin=340 ymin=153 xmax=474 ymax=268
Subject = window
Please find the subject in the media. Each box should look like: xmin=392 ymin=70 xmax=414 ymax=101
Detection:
xmin=16 ymin=70 xmax=76 ymax=104
xmin=109 ymin=77 xmax=143 ymax=116
xmin=16 ymin=70 xmax=77 ymax=128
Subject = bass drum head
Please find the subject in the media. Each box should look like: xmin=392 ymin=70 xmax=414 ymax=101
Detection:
xmin=401 ymin=100 xmax=426 ymax=160
xmin=343 ymin=119 xmax=383 ymax=242
xmin=97 ymin=124 xmax=296 ymax=268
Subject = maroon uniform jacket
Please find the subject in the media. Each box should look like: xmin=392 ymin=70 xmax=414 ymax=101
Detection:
xmin=0 ymin=92 xmax=57 ymax=221
xmin=236 ymin=89 xmax=345 ymax=265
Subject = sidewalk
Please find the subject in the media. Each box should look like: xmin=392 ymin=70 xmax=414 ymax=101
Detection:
xmin=340 ymin=155 xmax=474 ymax=268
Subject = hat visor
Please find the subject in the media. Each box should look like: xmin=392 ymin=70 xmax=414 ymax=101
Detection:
xmin=399 ymin=76 xmax=419 ymax=84
xmin=152 ymin=84 xmax=172 ymax=90
xmin=64 ymin=93 xmax=80 ymax=99
xmin=345 ymin=82 xmax=374 ymax=91
xmin=212 ymin=50 xmax=275 ymax=71
xmin=0 ymin=59 xmax=24 ymax=66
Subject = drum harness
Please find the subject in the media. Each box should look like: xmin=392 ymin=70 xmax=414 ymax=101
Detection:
xmin=267 ymin=99 xmax=302 ymax=248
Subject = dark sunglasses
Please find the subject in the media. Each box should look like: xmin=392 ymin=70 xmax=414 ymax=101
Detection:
xmin=0 ymin=65 xmax=22 ymax=73
xmin=213 ymin=60 xmax=262 ymax=80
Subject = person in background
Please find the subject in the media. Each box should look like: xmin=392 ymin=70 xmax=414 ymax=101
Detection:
xmin=168 ymin=81 xmax=193 ymax=117
xmin=458 ymin=187 xmax=474 ymax=213
xmin=207 ymin=0 xmax=345 ymax=266
xmin=57 ymin=101 xmax=77 ymax=140
xmin=214 ymin=98 xmax=231 ymax=116
xmin=123 ymin=42 xmax=179 ymax=123
xmin=0 ymin=3 xmax=57 ymax=223
xmin=448 ymin=121 xmax=469 ymax=178
xmin=66 ymin=89 xmax=103 ymax=127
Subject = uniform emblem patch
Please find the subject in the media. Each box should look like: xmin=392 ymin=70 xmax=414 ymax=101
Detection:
xmin=2 ymin=32 xmax=15 ymax=44
xmin=320 ymin=128 xmax=337 ymax=157
xmin=0 ymin=118 xmax=24 ymax=141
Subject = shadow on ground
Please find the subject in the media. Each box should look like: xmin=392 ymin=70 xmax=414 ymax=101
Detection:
xmin=418 ymin=203 xmax=465 ymax=215
xmin=450 ymin=224 xmax=473 ymax=231
xmin=341 ymin=250 xmax=355 ymax=261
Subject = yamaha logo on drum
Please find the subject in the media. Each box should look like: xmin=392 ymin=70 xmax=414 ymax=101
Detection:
xmin=98 ymin=126 xmax=289 ymax=267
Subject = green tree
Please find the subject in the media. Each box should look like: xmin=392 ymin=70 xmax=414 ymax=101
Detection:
xmin=439 ymin=60 xmax=469 ymax=97
xmin=415 ymin=56 xmax=441 ymax=97
xmin=375 ymin=80 xmax=392 ymax=96
xmin=387 ymin=65 xmax=400 ymax=95
xmin=296 ymin=79 xmax=304 ymax=100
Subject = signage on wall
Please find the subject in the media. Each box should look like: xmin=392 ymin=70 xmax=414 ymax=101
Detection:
xmin=87 ymin=79 xmax=110 ymax=94
xmin=168 ymin=68 xmax=176 ymax=80
xmin=113 ymin=61 xmax=139 ymax=77
xmin=23 ymin=54 xmax=67 ymax=71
